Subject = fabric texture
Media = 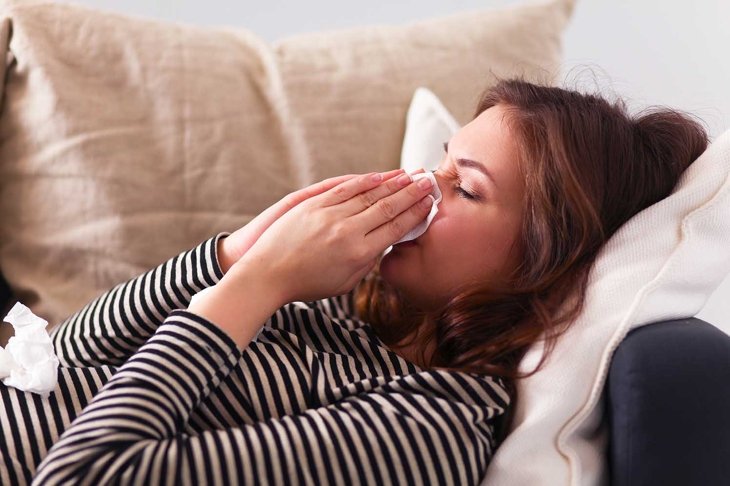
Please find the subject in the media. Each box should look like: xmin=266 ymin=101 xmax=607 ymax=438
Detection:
xmin=399 ymin=88 xmax=730 ymax=485
xmin=0 ymin=233 xmax=508 ymax=486
xmin=0 ymin=0 xmax=574 ymax=329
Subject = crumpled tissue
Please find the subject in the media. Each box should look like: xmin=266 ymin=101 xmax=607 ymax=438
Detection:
xmin=384 ymin=171 xmax=442 ymax=255
xmin=0 ymin=302 xmax=59 ymax=396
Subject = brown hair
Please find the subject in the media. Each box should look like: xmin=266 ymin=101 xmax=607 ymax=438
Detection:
xmin=354 ymin=78 xmax=708 ymax=437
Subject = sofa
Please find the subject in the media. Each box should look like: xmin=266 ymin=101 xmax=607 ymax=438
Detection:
xmin=1 ymin=1 xmax=729 ymax=484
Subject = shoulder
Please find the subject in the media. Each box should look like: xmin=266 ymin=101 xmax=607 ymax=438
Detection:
xmin=385 ymin=369 xmax=510 ymax=410
xmin=263 ymin=294 xmax=375 ymax=352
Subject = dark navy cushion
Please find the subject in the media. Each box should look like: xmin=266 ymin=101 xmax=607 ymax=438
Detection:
xmin=606 ymin=318 xmax=730 ymax=486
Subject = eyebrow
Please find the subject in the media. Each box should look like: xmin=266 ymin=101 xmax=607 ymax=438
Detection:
xmin=443 ymin=141 xmax=497 ymax=187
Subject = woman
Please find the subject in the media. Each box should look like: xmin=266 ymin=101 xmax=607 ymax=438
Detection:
xmin=1 ymin=79 xmax=708 ymax=485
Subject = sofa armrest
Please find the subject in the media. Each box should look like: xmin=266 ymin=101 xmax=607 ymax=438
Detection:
xmin=0 ymin=272 xmax=15 ymax=345
xmin=606 ymin=318 xmax=730 ymax=486
xmin=0 ymin=272 xmax=11 ymax=311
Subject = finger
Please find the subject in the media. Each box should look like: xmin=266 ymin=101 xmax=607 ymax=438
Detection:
xmin=312 ymin=169 xmax=402 ymax=195
xmin=240 ymin=170 xmax=405 ymax=259
xmin=258 ymin=175 xmax=357 ymax=228
xmin=382 ymin=168 xmax=406 ymax=180
xmin=339 ymin=167 xmax=430 ymax=215
xmin=288 ymin=174 xmax=359 ymax=205
xmin=338 ymin=169 xmax=416 ymax=216
xmin=348 ymin=170 xmax=433 ymax=227
xmin=305 ymin=169 xmax=402 ymax=208
xmin=355 ymin=173 xmax=434 ymax=241
xmin=364 ymin=193 xmax=434 ymax=252
xmin=290 ymin=169 xmax=402 ymax=208
xmin=316 ymin=172 xmax=392 ymax=207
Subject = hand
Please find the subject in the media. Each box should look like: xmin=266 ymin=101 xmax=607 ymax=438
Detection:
xmin=223 ymin=169 xmax=435 ymax=306
xmin=217 ymin=169 xmax=408 ymax=274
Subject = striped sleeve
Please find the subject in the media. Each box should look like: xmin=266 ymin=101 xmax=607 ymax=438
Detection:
xmin=49 ymin=232 xmax=230 ymax=368
xmin=32 ymin=311 xmax=500 ymax=486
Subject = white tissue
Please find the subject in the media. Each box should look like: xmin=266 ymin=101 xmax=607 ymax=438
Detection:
xmin=383 ymin=171 xmax=442 ymax=256
xmin=0 ymin=302 xmax=59 ymax=396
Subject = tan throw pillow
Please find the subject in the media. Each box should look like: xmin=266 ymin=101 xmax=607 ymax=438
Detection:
xmin=0 ymin=0 xmax=575 ymax=328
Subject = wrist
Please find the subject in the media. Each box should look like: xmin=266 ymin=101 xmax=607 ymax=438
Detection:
xmin=187 ymin=265 xmax=283 ymax=347
xmin=216 ymin=236 xmax=237 ymax=275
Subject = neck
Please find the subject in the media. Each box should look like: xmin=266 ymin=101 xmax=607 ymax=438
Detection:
xmin=391 ymin=317 xmax=437 ymax=368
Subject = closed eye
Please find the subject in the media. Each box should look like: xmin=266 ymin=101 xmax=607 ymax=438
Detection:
xmin=455 ymin=185 xmax=476 ymax=200
xmin=442 ymin=142 xmax=480 ymax=201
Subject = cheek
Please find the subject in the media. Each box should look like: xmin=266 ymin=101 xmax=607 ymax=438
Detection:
xmin=429 ymin=209 xmax=486 ymax=245
xmin=426 ymin=212 xmax=464 ymax=250
xmin=427 ymin=212 xmax=486 ymax=267
xmin=428 ymin=211 xmax=516 ymax=275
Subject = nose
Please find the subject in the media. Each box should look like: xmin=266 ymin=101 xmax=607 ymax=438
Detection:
xmin=431 ymin=168 xmax=444 ymax=194
xmin=427 ymin=169 xmax=445 ymax=213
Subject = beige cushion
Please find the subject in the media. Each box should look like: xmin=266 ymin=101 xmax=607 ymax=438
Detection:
xmin=0 ymin=0 xmax=574 ymax=328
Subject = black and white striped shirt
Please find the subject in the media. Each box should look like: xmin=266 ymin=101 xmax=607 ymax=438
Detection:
xmin=0 ymin=232 xmax=509 ymax=485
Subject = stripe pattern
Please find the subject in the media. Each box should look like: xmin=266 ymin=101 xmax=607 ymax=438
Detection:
xmin=0 ymin=232 xmax=509 ymax=485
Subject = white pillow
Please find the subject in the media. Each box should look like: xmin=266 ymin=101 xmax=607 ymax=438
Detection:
xmin=400 ymin=87 xmax=461 ymax=173
xmin=399 ymin=88 xmax=730 ymax=485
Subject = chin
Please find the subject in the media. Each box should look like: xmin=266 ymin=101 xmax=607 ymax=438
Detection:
xmin=380 ymin=263 xmax=449 ymax=314
xmin=378 ymin=251 xmax=406 ymax=285
xmin=378 ymin=260 xmax=396 ymax=287
xmin=378 ymin=260 xmax=426 ymax=309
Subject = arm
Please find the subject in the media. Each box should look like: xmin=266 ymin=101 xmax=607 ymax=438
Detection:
xmin=48 ymin=171 xmax=390 ymax=369
xmin=50 ymin=232 xmax=230 ymax=368
xmin=33 ymin=311 xmax=499 ymax=486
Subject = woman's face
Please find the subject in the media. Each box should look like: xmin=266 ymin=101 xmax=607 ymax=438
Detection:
xmin=379 ymin=104 xmax=526 ymax=311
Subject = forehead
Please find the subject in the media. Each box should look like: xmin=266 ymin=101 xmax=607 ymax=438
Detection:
xmin=456 ymin=105 xmax=514 ymax=151
xmin=450 ymin=105 xmax=523 ymax=191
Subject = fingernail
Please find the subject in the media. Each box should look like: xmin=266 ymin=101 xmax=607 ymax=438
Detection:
xmin=370 ymin=173 xmax=383 ymax=182
xmin=418 ymin=177 xmax=433 ymax=189
xmin=420 ymin=196 xmax=433 ymax=208
xmin=397 ymin=174 xmax=412 ymax=186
